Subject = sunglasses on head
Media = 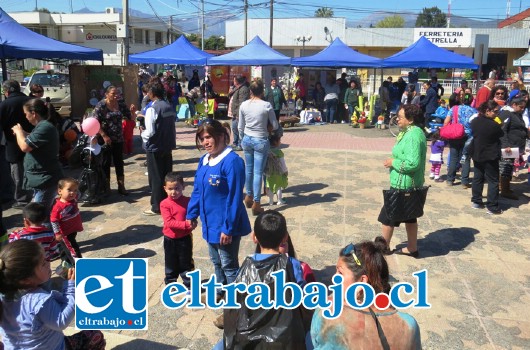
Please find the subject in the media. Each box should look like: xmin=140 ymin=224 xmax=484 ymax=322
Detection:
xmin=343 ymin=243 xmax=362 ymax=266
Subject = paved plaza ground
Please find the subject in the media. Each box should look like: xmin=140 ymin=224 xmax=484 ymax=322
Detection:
xmin=3 ymin=122 xmax=529 ymax=349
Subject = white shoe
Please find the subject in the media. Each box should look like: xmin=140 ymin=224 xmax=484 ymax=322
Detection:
xmin=144 ymin=171 xmax=148 ymax=176
xmin=429 ymin=174 xmax=435 ymax=179
xmin=277 ymin=199 xmax=286 ymax=205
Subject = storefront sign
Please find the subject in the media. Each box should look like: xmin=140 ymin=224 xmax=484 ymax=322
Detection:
xmin=414 ymin=28 xmax=471 ymax=47
xmin=86 ymin=33 xmax=117 ymax=41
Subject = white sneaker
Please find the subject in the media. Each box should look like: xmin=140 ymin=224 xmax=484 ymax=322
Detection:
xmin=429 ymin=174 xmax=435 ymax=179
xmin=277 ymin=199 xmax=286 ymax=205
xmin=144 ymin=171 xmax=148 ymax=176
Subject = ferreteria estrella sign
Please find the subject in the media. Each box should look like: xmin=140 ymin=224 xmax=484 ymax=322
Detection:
xmin=413 ymin=28 xmax=471 ymax=47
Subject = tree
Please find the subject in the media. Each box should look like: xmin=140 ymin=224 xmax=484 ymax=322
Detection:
xmin=415 ymin=6 xmax=447 ymax=27
xmin=375 ymin=15 xmax=405 ymax=28
xmin=315 ymin=7 xmax=334 ymax=18
xmin=204 ymin=36 xmax=226 ymax=50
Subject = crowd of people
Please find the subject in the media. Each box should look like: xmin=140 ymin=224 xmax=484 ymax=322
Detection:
xmin=1 ymin=67 xmax=529 ymax=349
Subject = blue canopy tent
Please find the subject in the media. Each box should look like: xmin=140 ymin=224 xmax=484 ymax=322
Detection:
xmin=292 ymin=38 xmax=382 ymax=68
xmin=0 ymin=8 xmax=103 ymax=80
xmin=207 ymin=36 xmax=291 ymax=66
xmin=129 ymin=35 xmax=213 ymax=65
xmin=0 ymin=8 xmax=103 ymax=61
xmin=382 ymin=36 xmax=478 ymax=69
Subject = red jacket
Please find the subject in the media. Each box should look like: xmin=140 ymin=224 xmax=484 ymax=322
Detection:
xmin=160 ymin=195 xmax=192 ymax=239
xmin=474 ymin=86 xmax=491 ymax=109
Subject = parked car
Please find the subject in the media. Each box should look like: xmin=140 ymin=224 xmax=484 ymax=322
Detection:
xmin=23 ymin=70 xmax=71 ymax=117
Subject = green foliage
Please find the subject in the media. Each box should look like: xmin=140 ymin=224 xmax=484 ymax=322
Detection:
xmin=315 ymin=7 xmax=334 ymax=18
xmin=23 ymin=67 xmax=39 ymax=78
xmin=376 ymin=15 xmax=405 ymax=28
xmin=204 ymin=36 xmax=226 ymax=50
xmin=184 ymin=33 xmax=201 ymax=43
xmin=415 ymin=6 xmax=447 ymax=28
xmin=36 ymin=8 xmax=50 ymax=13
xmin=464 ymin=69 xmax=474 ymax=80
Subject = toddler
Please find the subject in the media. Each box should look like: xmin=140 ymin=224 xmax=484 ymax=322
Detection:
xmin=432 ymin=99 xmax=448 ymax=122
xmin=429 ymin=130 xmax=446 ymax=182
xmin=160 ymin=172 xmax=196 ymax=287
xmin=51 ymin=178 xmax=84 ymax=259
xmin=0 ymin=240 xmax=105 ymax=349
xmin=122 ymin=115 xmax=135 ymax=155
xmin=8 ymin=202 xmax=61 ymax=262
xmin=264 ymin=134 xmax=288 ymax=205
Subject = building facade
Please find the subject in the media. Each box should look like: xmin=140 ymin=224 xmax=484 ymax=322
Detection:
xmin=9 ymin=8 xmax=172 ymax=67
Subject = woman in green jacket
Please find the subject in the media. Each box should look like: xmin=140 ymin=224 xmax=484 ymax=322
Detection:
xmin=343 ymin=80 xmax=360 ymax=119
xmin=378 ymin=104 xmax=426 ymax=258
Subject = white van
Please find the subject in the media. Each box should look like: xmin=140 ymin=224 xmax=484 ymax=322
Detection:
xmin=23 ymin=70 xmax=71 ymax=117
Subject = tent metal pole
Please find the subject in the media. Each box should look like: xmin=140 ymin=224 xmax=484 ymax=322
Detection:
xmin=1 ymin=59 xmax=7 ymax=81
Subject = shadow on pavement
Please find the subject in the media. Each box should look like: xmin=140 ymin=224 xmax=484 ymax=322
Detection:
xmin=115 ymin=248 xmax=157 ymax=259
xmin=410 ymin=227 xmax=479 ymax=258
xmin=275 ymin=183 xmax=340 ymax=211
xmin=112 ymin=339 xmax=181 ymax=350
xmin=80 ymin=224 xmax=160 ymax=253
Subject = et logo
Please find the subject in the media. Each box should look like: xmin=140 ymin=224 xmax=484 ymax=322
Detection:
xmin=75 ymin=259 xmax=148 ymax=330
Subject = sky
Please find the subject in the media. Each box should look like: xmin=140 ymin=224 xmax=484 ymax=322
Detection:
xmin=2 ymin=0 xmax=529 ymax=27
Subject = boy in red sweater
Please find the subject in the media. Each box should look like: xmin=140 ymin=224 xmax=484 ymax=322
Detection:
xmin=160 ymin=172 xmax=196 ymax=287
xmin=51 ymin=178 xmax=84 ymax=259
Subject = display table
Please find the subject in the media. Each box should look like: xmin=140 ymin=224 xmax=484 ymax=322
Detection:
xmin=300 ymin=110 xmax=321 ymax=124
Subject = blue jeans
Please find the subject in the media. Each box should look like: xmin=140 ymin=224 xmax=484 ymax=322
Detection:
xmin=32 ymin=184 xmax=57 ymax=219
xmin=231 ymin=118 xmax=240 ymax=147
xmin=207 ymin=235 xmax=241 ymax=294
xmin=447 ymin=140 xmax=471 ymax=184
xmin=242 ymin=135 xmax=270 ymax=203
xmin=325 ymin=98 xmax=338 ymax=123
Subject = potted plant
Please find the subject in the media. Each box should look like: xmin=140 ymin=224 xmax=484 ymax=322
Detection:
xmin=351 ymin=114 xmax=359 ymax=128
xmin=358 ymin=112 xmax=368 ymax=129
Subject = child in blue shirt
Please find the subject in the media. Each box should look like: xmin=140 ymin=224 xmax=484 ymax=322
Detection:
xmin=0 ymin=240 xmax=105 ymax=350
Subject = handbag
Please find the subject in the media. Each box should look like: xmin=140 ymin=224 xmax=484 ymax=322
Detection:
xmin=439 ymin=106 xmax=465 ymax=140
xmin=383 ymin=164 xmax=430 ymax=222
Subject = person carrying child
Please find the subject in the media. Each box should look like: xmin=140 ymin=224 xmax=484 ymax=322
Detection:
xmin=264 ymin=134 xmax=288 ymax=206
xmin=50 ymin=178 xmax=84 ymax=259
xmin=429 ymin=130 xmax=447 ymax=183
xmin=160 ymin=172 xmax=196 ymax=287
xmin=8 ymin=202 xmax=61 ymax=262
xmin=219 ymin=210 xmax=311 ymax=349
xmin=0 ymin=240 xmax=105 ymax=349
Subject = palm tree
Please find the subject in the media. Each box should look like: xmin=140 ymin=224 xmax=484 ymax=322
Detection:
xmin=315 ymin=7 xmax=334 ymax=18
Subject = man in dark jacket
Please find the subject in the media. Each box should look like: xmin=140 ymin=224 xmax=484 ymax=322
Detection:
xmin=498 ymin=96 xmax=529 ymax=200
xmin=420 ymin=81 xmax=439 ymax=129
xmin=230 ymin=75 xmax=250 ymax=151
xmin=0 ymin=80 xmax=32 ymax=208
xmin=141 ymin=83 xmax=177 ymax=215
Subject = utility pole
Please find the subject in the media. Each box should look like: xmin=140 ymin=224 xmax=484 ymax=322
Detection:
xmin=122 ymin=0 xmax=129 ymax=66
xmin=269 ymin=0 xmax=273 ymax=47
xmin=201 ymin=0 xmax=205 ymax=50
xmin=168 ymin=15 xmax=173 ymax=44
xmin=447 ymin=0 xmax=451 ymax=28
xmin=244 ymin=0 xmax=248 ymax=44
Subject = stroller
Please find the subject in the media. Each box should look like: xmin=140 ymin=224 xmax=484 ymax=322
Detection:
xmin=69 ymin=134 xmax=107 ymax=205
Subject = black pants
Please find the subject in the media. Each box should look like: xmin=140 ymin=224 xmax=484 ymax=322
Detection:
xmin=102 ymin=142 xmax=125 ymax=180
xmin=64 ymin=232 xmax=82 ymax=259
xmin=472 ymin=160 xmax=500 ymax=211
xmin=164 ymin=235 xmax=193 ymax=287
xmin=147 ymin=151 xmax=173 ymax=213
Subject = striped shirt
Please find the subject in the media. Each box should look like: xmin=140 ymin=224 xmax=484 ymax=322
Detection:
xmin=9 ymin=226 xmax=61 ymax=261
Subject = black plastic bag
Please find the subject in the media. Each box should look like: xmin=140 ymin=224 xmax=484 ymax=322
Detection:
xmin=223 ymin=254 xmax=307 ymax=350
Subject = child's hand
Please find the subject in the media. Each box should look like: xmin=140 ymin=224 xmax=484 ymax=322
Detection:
xmin=67 ymin=267 xmax=75 ymax=281
xmin=55 ymin=234 xmax=63 ymax=242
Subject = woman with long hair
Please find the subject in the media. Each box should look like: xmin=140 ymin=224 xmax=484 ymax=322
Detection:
xmin=238 ymin=79 xmax=279 ymax=215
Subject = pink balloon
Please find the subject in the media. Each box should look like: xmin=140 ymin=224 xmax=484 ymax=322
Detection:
xmin=82 ymin=117 xmax=100 ymax=137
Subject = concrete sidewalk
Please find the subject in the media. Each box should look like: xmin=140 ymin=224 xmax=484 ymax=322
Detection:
xmin=3 ymin=123 xmax=529 ymax=349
